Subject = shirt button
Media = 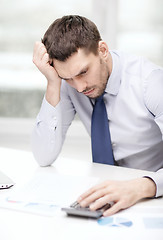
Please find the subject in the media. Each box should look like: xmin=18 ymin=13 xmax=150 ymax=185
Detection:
xmin=112 ymin=143 xmax=116 ymax=147
xmin=50 ymin=126 xmax=57 ymax=131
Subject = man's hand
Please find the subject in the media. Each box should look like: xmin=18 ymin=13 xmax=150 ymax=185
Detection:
xmin=77 ymin=177 xmax=156 ymax=216
xmin=33 ymin=41 xmax=61 ymax=106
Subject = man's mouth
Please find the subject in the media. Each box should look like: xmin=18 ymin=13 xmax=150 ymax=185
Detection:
xmin=83 ymin=88 xmax=95 ymax=96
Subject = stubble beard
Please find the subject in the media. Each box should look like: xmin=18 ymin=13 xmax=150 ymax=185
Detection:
xmin=89 ymin=72 xmax=109 ymax=99
xmin=92 ymin=58 xmax=110 ymax=99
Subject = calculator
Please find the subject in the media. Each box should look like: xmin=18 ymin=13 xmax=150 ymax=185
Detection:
xmin=61 ymin=201 xmax=112 ymax=219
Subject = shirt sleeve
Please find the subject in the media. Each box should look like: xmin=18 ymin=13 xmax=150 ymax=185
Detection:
xmin=31 ymin=81 xmax=76 ymax=166
xmin=144 ymin=69 xmax=163 ymax=197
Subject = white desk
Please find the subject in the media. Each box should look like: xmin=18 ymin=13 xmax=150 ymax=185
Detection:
xmin=0 ymin=147 xmax=163 ymax=240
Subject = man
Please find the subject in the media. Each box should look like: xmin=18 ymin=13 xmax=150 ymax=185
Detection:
xmin=32 ymin=15 xmax=163 ymax=216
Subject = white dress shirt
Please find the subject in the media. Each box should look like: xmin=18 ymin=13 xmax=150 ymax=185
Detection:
xmin=32 ymin=50 xmax=163 ymax=197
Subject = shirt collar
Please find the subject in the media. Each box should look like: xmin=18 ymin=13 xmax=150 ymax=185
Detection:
xmin=105 ymin=50 xmax=121 ymax=95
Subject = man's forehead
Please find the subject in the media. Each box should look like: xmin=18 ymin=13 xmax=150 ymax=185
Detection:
xmin=53 ymin=49 xmax=89 ymax=64
xmin=56 ymin=62 xmax=89 ymax=80
xmin=53 ymin=50 xmax=91 ymax=79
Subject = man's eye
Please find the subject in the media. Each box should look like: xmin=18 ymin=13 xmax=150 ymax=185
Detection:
xmin=81 ymin=70 xmax=87 ymax=75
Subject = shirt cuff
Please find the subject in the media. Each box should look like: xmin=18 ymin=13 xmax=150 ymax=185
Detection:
xmin=36 ymin=96 xmax=61 ymax=130
xmin=144 ymin=169 xmax=163 ymax=197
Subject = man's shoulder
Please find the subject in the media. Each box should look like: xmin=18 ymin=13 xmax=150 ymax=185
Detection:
xmin=111 ymin=49 xmax=143 ymax=63
xmin=111 ymin=50 xmax=162 ymax=78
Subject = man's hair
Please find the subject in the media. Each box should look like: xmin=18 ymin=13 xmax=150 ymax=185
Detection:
xmin=42 ymin=15 xmax=102 ymax=61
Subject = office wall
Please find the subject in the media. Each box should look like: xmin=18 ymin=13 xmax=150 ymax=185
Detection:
xmin=0 ymin=0 xmax=162 ymax=118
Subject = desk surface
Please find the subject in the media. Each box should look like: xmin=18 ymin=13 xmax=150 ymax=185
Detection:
xmin=0 ymin=147 xmax=163 ymax=240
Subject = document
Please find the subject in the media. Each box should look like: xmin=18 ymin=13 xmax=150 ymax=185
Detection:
xmin=0 ymin=170 xmax=98 ymax=216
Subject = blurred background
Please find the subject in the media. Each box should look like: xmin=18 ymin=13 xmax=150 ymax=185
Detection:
xmin=0 ymin=0 xmax=163 ymax=159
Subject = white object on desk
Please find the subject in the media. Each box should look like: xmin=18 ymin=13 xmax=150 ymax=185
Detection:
xmin=0 ymin=147 xmax=163 ymax=240
xmin=0 ymin=170 xmax=14 ymax=189
xmin=0 ymin=170 xmax=98 ymax=216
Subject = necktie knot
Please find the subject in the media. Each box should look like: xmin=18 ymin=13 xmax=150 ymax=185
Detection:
xmin=95 ymin=93 xmax=104 ymax=104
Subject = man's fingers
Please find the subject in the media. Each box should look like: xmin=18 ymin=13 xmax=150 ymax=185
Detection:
xmin=103 ymin=201 xmax=123 ymax=216
xmin=33 ymin=41 xmax=45 ymax=52
xmin=77 ymin=181 xmax=111 ymax=202
xmin=78 ymin=187 xmax=108 ymax=207
xmin=32 ymin=41 xmax=53 ymax=76
xmin=42 ymin=52 xmax=50 ymax=65
xmin=33 ymin=41 xmax=47 ymax=64
xmin=33 ymin=41 xmax=42 ymax=58
xmin=89 ymin=194 xmax=115 ymax=211
xmin=38 ymin=47 xmax=47 ymax=61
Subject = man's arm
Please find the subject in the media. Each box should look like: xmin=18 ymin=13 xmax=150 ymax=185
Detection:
xmin=142 ymin=69 xmax=163 ymax=197
xmin=33 ymin=41 xmax=61 ymax=107
xmin=32 ymin=42 xmax=75 ymax=166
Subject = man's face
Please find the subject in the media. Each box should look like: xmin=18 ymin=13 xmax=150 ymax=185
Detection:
xmin=53 ymin=47 xmax=110 ymax=99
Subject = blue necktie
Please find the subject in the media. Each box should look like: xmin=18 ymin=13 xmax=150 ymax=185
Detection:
xmin=91 ymin=94 xmax=114 ymax=165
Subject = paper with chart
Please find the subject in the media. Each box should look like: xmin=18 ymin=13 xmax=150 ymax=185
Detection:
xmin=86 ymin=204 xmax=163 ymax=240
xmin=0 ymin=171 xmax=98 ymax=216
xmin=94 ymin=204 xmax=163 ymax=239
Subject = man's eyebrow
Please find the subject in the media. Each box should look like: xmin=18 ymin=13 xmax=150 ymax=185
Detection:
xmin=58 ymin=66 xmax=88 ymax=80
xmin=58 ymin=74 xmax=70 ymax=80
xmin=76 ymin=67 xmax=88 ymax=76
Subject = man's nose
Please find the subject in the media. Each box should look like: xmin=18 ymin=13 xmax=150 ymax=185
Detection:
xmin=73 ymin=79 xmax=87 ymax=93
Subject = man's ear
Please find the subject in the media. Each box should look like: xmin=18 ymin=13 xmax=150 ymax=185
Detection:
xmin=98 ymin=41 xmax=109 ymax=60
